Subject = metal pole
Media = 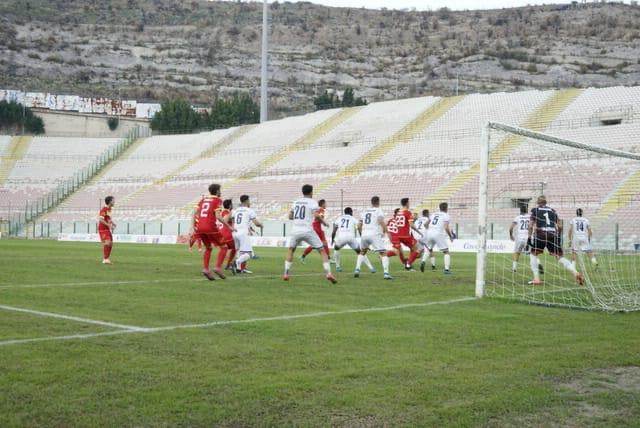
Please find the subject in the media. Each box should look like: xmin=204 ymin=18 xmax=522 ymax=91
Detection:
xmin=259 ymin=0 xmax=269 ymax=123
xmin=475 ymin=123 xmax=490 ymax=298
xmin=340 ymin=189 xmax=344 ymax=212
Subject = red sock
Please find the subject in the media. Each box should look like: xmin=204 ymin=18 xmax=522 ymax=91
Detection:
xmin=322 ymin=243 xmax=330 ymax=257
xmin=203 ymin=247 xmax=212 ymax=270
xmin=241 ymin=262 xmax=247 ymax=270
xmin=407 ymin=251 xmax=418 ymax=265
xmin=226 ymin=249 xmax=236 ymax=267
xmin=398 ymin=250 xmax=407 ymax=265
xmin=103 ymin=244 xmax=110 ymax=259
xmin=189 ymin=235 xmax=195 ymax=249
xmin=302 ymin=246 xmax=313 ymax=257
xmin=216 ymin=247 xmax=227 ymax=271
xmin=386 ymin=250 xmax=397 ymax=257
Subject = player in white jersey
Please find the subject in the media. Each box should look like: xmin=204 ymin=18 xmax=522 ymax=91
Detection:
xmin=356 ymin=196 xmax=392 ymax=280
xmin=232 ymin=195 xmax=263 ymax=274
xmin=425 ymin=202 xmax=455 ymax=274
xmin=331 ymin=207 xmax=375 ymax=273
xmin=568 ymin=208 xmax=598 ymax=269
xmin=283 ymin=184 xmax=337 ymax=283
xmin=412 ymin=209 xmax=433 ymax=272
xmin=509 ymin=205 xmax=531 ymax=272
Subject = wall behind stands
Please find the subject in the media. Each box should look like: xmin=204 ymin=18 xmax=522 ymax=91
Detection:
xmin=35 ymin=109 xmax=151 ymax=138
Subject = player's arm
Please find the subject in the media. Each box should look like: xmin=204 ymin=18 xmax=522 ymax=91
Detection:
xmin=252 ymin=217 xmax=264 ymax=229
xmin=378 ymin=216 xmax=388 ymax=236
xmin=314 ymin=210 xmax=328 ymax=227
xmin=587 ymin=224 xmax=593 ymax=242
xmin=357 ymin=220 xmax=363 ymax=235
xmin=444 ymin=222 xmax=454 ymax=240
xmin=216 ymin=208 xmax=234 ymax=231
xmin=408 ymin=216 xmax=423 ymax=237
xmin=98 ymin=213 xmax=111 ymax=229
xmin=509 ymin=221 xmax=516 ymax=241
xmin=331 ymin=223 xmax=338 ymax=245
xmin=568 ymin=221 xmax=573 ymax=245
xmin=288 ymin=209 xmax=294 ymax=220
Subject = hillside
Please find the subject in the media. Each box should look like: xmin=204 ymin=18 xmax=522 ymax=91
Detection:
xmin=1 ymin=0 xmax=640 ymax=118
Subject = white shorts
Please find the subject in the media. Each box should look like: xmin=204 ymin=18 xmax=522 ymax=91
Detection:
xmin=334 ymin=236 xmax=359 ymax=251
xmin=360 ymin=233 xmax=386 ymax=252
xmin=426 ymin=230 xmax=449 ymax=252
xmin=513 ymin=238 xmax=528 ymax=254
xmin=572 ymin=237 xmax=592 ymax=252
xmin=288 ymin=229 xmax=323 ymax=249
xmin=233 ymin=231 xmax=252 ymax=253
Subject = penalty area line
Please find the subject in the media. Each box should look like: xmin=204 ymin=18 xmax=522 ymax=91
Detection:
xmin=0 ymin=296 xmax=477 ymax=347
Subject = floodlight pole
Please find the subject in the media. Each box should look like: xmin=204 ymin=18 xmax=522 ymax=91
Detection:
xmin=260 ymin=0 xmax=269 ymax=123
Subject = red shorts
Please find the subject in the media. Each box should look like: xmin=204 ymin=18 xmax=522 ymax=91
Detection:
xmin=99 ymin=229 xmax=112 ymax=242
xmin=220 ymin=228 xmax=234 ymax=244
xmin=197 ymin=231 xmax=223 ymax=248
xmin=393 ymin=236 xmax=416 ymax=249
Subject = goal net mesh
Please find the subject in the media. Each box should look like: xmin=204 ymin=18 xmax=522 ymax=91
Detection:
xmin=480 ymin=122 xmax=640 ymax=312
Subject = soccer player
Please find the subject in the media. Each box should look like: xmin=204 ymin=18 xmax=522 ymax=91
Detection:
xmin=356 ymin=196 xmax=393 ymax=280
xmin=509 ymin=205 xmax=530 ymax=272
xmin=216 ymin=199 xmax=236 ymax=277
xmin=283 ymin=184 xmax=337 ymax=283
xmin=388 ymin=198 xmax=422 ymax=270
xmin=232 ymin=195 xmax=263 ymax=274
xmin=414 ymin=209 xmax=432 ymax=272
xmin=528 ymin=195 xmax=584 ymax=286
xmin=98 ymin=196 xmax=116 ymax=264
xmin=568 ymin=208 xmax=598 ymax=269
xmin=188 ymin=232 xmax=203 ymax=253
xmin=386 ymin=208 xmax=408 ymax=267
xmin=300 ymin=199 xmax=330 ymax=263
xmin=331 ymin=207 xmax=375 ymax=273
xmin=192 ymin=183 xmax=233 ymax=281
xmin=425 ymin=202 xmax=455 ymax=274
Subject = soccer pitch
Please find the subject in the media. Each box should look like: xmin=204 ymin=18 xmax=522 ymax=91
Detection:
xmin=1 ymin=241 xmax=639 ymax=426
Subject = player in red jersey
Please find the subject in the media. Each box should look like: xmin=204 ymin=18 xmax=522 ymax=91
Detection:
xmin=98 ymin=196 xmax=116 ymax=264
xmin=192 ymin=183 xmax=233 ymax=281
xmin=387 ymin=198 xmax=422 ymax=270
xmin=188 ymin=197 xmax=204 ymax=252
xmin=386 ymin=208 xmax=407 ymax=267
xmin=216 ymin=199 xmax=237 ymax=275
xmin=299 ymin=199 xmax=330 ymax=263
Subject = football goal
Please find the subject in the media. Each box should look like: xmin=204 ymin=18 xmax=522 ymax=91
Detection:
xmin=475 ymin=121 xmax=640 ymax=312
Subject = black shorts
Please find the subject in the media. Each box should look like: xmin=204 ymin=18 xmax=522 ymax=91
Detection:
xmin=531 ymin=230 xmax=562 ymax=256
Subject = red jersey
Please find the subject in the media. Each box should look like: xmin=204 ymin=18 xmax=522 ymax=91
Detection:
xmin=98 ymin=206 xmax=112 ymax=232
xmin=312 ymin=207 xmax=326 ymax=234
xmin=387 ymin=216 xmax=398 ymax=238
xmin=218 ymin=208 xmax=233 ymax=240
xmin=395 ymin=209 xmax=413 ymax=238
xmin=194 ymin=196 xmax=222 ymax=233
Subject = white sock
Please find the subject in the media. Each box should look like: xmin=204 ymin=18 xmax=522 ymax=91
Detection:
xmin=356 ymin=254 xmax=364 ymax=270
xmin=363 ymin=255 xmax=374 ymax=271
xmin=430 ymin=256 xmax=436 ymax=267
xmin=530 ymin=255 xmax=540 ymax=280
xmin=512 ymin=261 xmax=517 ymax=271
xmin=284 ymin=260 xmax=292 ymax=274
xmin=236 ymin=253 xmax=251 ymax=268
xmin=334 ymin=250 xmax=341 ymax=269
xmin=381 ymin=255 xmax=390 ymax=274
xmin=571 ymin=260 xmax=576 ymax=269
xmin=322 ymin=262 xmax=330 ymax=274
xmin=444 ymin=254 xmax=451 ymax=270
xmin=560 ymin=257 xmax=577 ymax=274
xmin=591 ymin=257 xmax=598 ymax=265
xmin=421 ymin=252 xmax=428 ymax=263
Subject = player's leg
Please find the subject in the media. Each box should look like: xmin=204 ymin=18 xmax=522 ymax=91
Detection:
xmin=300 ymin=245 xmax=314 ymax=263
xmin=378 ymin=249 xmax=392 ymax=279
xmin=199 ymin=234 xmax=215 ymax=280
xmin=405 ymin=238 xmax=419 ymax=270
xmin=307 ymin=232 xmax=335 ymax=283
xmin=354 ymin=238 xmax=369 ymax=277
xmin=102 ymin=238 xmax=113 ymax=264
xmin=552 ymin=236 xmax=583 ymax=285
xmin=283 ymin=234 xmax=298 ymax=280
xmin=213 ymin=236 xmax=228 ymax=279
xmin=333 ymin=243 xmax=343 ymax=272
xmin=225 ymin=240 xmax=237 ymax=270
xmin=235 ymin=235 xmax=253 ymax=273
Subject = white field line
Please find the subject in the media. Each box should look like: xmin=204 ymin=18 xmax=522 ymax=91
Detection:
xmin=0 ymin=296 xmax=477 ymax=347
xmin=0 ymin=304 xmax=148 ymax=331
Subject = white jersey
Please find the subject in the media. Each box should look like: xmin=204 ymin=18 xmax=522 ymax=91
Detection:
xmin=570 ymin=216 xmax=590 ymax=239
xmin=360 ymin=207 xmax=385 ymax=236
xmin=334 ymin=214 xmax=357 ymax=239
xmin=233 ymin=206 xmax=257 ymax=234
xmin=413 ymin=216 xmax=429 ymax=236
xmin=512 ymin=214 xmax=530 ymax=240
xmin=290 ymin=197 xmax=319 ymax=232
xmin=428 ymin=211 xmax=450 ymax=235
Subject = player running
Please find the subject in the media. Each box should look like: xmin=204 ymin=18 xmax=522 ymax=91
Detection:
xmin=386 ymin=208 xmax=408 ymax=267
xmin=215 ymin=199 xmax=236 ymax=278
xmin=528 ymin=195 xmax=584 ymax=286
xmin=509 ymin=205 xmax=530 ymax=272
xmin=283 ymin=185 xmax=337 ymax=283
xmin=414 ymin=209 xmax=433 ymax=272
xmin=387 ymin=198 xmax=422 ymax=271
xmin=98 ymin=196 xmax=116 ymax=265
xmin=331 ymin=207 xmax=375 ymax=273
xmin=299 ymin=199 xmax=330 ymax=263
xmin=425 ymin=202 xmax=455 ymax=274
xmin=355 ymin=196 xmax=393 ymax=280
xmin=191 ymin=183 xmax=234 ymax=281
xmin=232 ymin=195 xmax=263 ymax=274
xmin=568 ymin=208 xmax=598 ymax=270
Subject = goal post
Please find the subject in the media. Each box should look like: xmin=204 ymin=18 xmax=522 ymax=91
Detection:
xmin=476 ymin=121 xmax=640 ymax=311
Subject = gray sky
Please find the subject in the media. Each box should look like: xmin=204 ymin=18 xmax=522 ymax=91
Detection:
xmin=216 ymin=1 xmax=632 ymax=11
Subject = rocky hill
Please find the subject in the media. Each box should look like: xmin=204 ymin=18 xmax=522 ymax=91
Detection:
xmin=1 ymin=0 xmax=640 ymax=118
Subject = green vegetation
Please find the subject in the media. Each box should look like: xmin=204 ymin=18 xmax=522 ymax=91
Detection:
xmin=206 ymin=93 xmax=259 ymax=128
xmin=0 ymin=240 xmax=638 ymax=426
xmin=0 ymin=100 xmax=45 ymax=134
xmin=314 ymin=87 xmax=368 ymax=110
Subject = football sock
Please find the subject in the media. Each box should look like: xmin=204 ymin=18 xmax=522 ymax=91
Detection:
xmin=430 ymin=256 xmax=436 ymax=267
xmin=302 ymin=246 xmax=313 ymax=257
xmin=215 ymin=247 xmax=227 ymax=270
xmin=236 ymin=253 xmax=251 ymax=268
xmin=591 ymin=257 xmax=598 ymax=265
xmin=381 ymin=255 xmax=390 ymax=274
xmin=322 ymin=243 xmax=330 ymax=257
xmin=559 ymin=257 xmax=578 ymax=274
xmin=407 ymin=251 xmax=418 ymax=266
xmin=334 ymin=250 xmax=341 ymax=269
xmin=322 ymin=262 xmax=330 ymax=274
xmin=530 ymin=255 xmax=540 ymax=280
xmin=241 ymin=262 xmax=247 ymax=270
xmin=363 ymin=255 xmax=374 ymax=271
xmin=398 ymin=250 xmax=407 ymax=265
xmin=203 ymin=247 xmax=212 ymax=270
xmin=226 ymin=249 xmax=237 ymax=267
xmin=421 ymin=252 xmax=429 ymax=263
xmin=386 ymin=250 xmax=396 ymax=257
xmin=356 ymin=254 xmax=364 ymax=270
xmin=284 ymin=260 xmax=293 ymax=274
xmin=512 ymin=261 xmax=517 ymax=271
xmin=444 ymin=254 xmax=451 ymax=270
xmin=103 ymin=245 xmax=109 ymax=259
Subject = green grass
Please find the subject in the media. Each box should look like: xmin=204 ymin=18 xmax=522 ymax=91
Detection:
xmin=1 ymin=240 xmax=639 ymax=427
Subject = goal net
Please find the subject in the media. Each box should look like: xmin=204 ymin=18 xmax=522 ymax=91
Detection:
xmin=476 ymin=121 xmax=640 ymax=312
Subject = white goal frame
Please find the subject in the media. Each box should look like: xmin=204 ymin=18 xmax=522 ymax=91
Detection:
xmin=475 ymin=121 xmax=640 ymax=298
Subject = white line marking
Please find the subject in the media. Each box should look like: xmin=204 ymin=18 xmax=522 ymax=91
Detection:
xmin=0 ymin=304 xmax=147 ymax=331
xmin=0 ymin=296 xmax=477 ymax=347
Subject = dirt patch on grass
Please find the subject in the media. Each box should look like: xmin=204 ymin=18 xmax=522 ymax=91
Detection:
xmin=562 ymin=366 xmax=640 ymax=395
